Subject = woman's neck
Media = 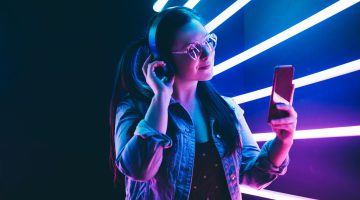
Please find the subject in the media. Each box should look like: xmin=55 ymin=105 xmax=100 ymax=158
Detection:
xmin=172 ymin=79 xmax=199 ymax=112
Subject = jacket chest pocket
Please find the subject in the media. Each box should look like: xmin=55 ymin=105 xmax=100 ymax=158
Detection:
xmin=163 ymin=132 xmax=182 ymax=180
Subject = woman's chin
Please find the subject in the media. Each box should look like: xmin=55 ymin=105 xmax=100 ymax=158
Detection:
xmin=199 ymin=71 xmax=214 ymax=81
xmin=193 ymin=66 xmax=214 ymax=81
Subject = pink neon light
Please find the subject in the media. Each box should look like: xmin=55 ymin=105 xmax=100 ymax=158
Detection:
xmin=241 ymin=185 xmax=316 ymax=199
xmin=252 ymin=126 xmax=360 ymax=142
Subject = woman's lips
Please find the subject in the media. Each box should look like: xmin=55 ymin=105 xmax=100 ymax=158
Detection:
xmin=199 ymin=65 xmax=211 ymax=70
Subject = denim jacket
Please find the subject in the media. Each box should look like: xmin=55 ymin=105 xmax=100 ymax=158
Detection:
xmin=114 ymin=94 xmax=289 ymax=200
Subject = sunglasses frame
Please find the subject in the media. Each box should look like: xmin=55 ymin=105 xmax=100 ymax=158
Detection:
xmin=171 ymin=33 xmax=217 ymax=60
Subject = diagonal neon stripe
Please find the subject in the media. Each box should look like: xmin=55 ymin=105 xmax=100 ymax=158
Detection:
xmin=241 ymin=185 xmax=317 ymax=199
xmin=213 ymin=0 xmax=360 ymax=76
xmin=184 ymin=0 xmax=200 ymax=9
xmin=205 ymin=0 xmax=251 ymax=33
xmin=252 ymin=126 xmax=360 ymax=142
xmin=153 ymin=0 xmax=169 ymax=12
xmin=232 ymin=59 xmax=360 ymax=104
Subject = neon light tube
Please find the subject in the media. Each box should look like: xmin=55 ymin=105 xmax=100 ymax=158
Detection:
xmin=205 ymin=0 xmax=251 ymax=33
xmin=213 ymin=0 xmax=360 ymax=76
xmin=232 ymin=59 xmax=360 ymax=104
xmin=252 ymin=126 xmax=360 ymax=142
xmin=241 ymin=185 xmax=316 ymax=200
xmin=184 ymin=0 xmax=200 ymax=9
xmin=153 ymin=0 xmax=169 ymax=12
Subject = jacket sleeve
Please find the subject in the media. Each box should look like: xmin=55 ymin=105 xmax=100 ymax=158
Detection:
xmin=114 ymin=98 xmax=173 ymax=181
xmin=224 ymin=97 xmax=289 ymax=190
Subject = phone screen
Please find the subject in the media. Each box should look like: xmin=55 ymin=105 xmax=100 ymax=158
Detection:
xmin=267 ymin=65 xmax=295 ymax=122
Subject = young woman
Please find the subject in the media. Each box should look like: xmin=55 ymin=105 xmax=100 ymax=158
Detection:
xmin=109 ymin=6 xmax=297 ymax=200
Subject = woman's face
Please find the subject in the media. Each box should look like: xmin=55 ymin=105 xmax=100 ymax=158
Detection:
xmin=170 ymin=19 xmax=215 ymax=82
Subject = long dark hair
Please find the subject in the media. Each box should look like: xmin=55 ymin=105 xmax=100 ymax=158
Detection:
xmin=109 ymin=6 xmax=241 ymax=185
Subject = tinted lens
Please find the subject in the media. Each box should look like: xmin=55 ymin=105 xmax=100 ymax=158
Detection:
xmin=188 ymin=43 xmax=202 ymax=60
xmin=207 ymin=34 xmax=217 ymax=49
xmin=186 ymin=34 xmax=217 ymax=60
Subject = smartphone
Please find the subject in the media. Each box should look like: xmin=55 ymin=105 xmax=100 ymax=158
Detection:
xmin=267 ymin=65 xmax=295 ymax=122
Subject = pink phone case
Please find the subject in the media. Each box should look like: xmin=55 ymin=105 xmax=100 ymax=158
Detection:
xmin=267 ymin=65 xmax=295 ymax=122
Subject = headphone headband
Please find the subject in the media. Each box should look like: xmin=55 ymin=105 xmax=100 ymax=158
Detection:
xmin=148 ymin=13 xmax=164 ymax=59
xmin=148 ymin=7 xmax=192 ymax=59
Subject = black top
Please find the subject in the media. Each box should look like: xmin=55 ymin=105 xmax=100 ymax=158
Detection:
xmin=189 ymin=139 xmax=232 ymax=200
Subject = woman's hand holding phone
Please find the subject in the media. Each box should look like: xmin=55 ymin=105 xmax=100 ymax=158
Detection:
xmin=267 ymin=65 xmax=297 ymax=144
xmin=142 ymin=55 xmax=175 ymax=98
xmin=268 ymin=103 xmax=297 ymax=144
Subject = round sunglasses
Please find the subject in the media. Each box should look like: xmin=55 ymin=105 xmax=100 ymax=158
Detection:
xmin=171 ymin=33 xmax=217 ymax=60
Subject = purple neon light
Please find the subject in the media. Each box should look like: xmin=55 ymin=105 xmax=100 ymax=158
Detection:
xmin=241 ymin=185 xmax=316 ymax=199
xmin=252 ymin=126 xmax=360 ymax=142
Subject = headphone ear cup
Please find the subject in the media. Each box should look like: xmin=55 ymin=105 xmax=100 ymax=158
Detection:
xmin=147 ymin=9 xmax=177 ymax=79
xmin=153 ymin=58 xmax=175 ymax=79
xmin=154 ymin=63 xmax=166 ymax=79
xmin=165 ymin=63 xmax=175 ymax=78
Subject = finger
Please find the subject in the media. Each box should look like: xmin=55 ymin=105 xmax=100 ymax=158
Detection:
xmin=270 ymin=120 xmax=296 ymax=127
xmin=270 ymin=122 xmax=295 ymax=128
xmin=168 ymin=75 xmax=175 ymax=85
xmin=270 ymin=117 xmax=297 ymax=125
xmin=142 ymin=55 xmax=153 ymax=76
xmin=148 ymin=61 xmax=166 ymax=78
xmin=142 ymin=63 xmax=146 ymax=77
xmin=272 ymin=127 xmax=294 ymax=135
xmin=271 ymin=124 xmax=296 ymax=131
xmin=144 ymin=55 xmax=153 ymax=65
xmin=272 ymin=122 xmax=296 ymax=130
xmin=276 ymin=104 xmax=298 ymax=118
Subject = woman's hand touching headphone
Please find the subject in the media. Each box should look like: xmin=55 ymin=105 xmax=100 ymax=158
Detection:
xmin=142 ymin=55 xmax=175 ymax=98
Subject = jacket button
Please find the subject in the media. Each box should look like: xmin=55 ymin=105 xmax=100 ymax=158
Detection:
xmin=230 ymin=174 xmax=236 ymax=181
xmin=216 ymin=134 xmax=221 ymax=138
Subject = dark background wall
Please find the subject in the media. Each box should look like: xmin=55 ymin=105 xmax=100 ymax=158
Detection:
xmin=1 ymin=0 xmax=359 ymax=199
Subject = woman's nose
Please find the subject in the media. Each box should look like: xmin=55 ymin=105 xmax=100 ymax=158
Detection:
xmin=200 ymin=45 xmax=211 ymax=60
